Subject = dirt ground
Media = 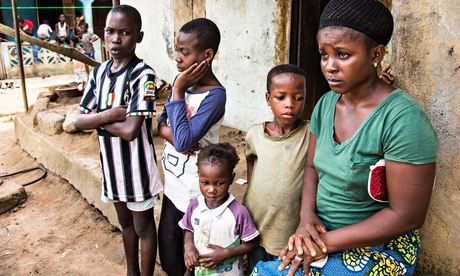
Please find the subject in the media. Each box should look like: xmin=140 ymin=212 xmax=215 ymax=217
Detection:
xmin=0 ymin=113 xmax=248 ymax=275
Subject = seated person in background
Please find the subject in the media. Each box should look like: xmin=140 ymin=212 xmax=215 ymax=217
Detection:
xmin=55 ymin=14 xmax=72 ymax=46
xmin=37 ymin=20 xmax=53 ymax=41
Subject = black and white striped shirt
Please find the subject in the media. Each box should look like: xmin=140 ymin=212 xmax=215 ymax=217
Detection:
xmin=79 ymin=56 xmax=162 ymax=202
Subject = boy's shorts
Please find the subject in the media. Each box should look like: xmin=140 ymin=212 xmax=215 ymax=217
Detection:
xmin=101 ymin=194 xmax=154 ymax=212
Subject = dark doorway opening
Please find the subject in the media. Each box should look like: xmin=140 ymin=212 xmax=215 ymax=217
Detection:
xmin=290 ymin=0 xmax=330 ymax=120
xmin=92 ymin=0 xmax=111 ymax=39
xmin=37 ymin=0 xmax=65 ymax=31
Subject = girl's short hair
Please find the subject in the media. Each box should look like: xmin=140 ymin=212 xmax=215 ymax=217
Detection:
xmin=197 ymin=143 xmax=239 ymax=171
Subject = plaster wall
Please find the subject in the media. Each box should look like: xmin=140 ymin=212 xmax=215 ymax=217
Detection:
xmin=391 ymin=1 xmax=460 ymax=274
xmin=122 ymin=0 xmax=289 ymax=131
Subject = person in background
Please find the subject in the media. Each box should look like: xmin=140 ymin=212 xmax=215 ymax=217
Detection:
xmin=78 ymin=23 xmax=99 ymax=59
xmin=37 ymin=20 xmax=53 ymax=41
xmin=55 ymin=14 xmax=71 ymax=46
xmin=17 ymin=15 xmax=33 ymax=36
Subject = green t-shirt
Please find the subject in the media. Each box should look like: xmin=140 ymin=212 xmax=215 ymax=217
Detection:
xmin=311 ymin=90 xmax=438 ymax=230
xmin=244 ymin=120 xmax=310 ymax=255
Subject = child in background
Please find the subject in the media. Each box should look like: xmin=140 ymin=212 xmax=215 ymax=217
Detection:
xmin=72 ymin=57 xmax=87 ymax=91
xmin=244 ymin=64 xmax=311 ymax=272
xmin=157 ymin=18 xmax=226 ymax=275
xmin=17 ymin=15 xmax=33 ymax=36
xmin=55 ymin=14 xmax=71 ymax=46
xmin=79 ymin=23 xmax=99 ymax=59
xmin=74 ymin=5 xmax=162 ymax=276
xmin=179 ymin=143 xmax=259 ymax=275
xmin=37 ymin=20 xmax=53 ymax=41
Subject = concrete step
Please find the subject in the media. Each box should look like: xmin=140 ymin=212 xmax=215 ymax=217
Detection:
xmin=14 ymin=114 xmax=119 ymax=227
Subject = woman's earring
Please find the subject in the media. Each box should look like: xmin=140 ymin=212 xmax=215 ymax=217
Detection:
xmin=373 ymin=62 xmax=378 ymax=68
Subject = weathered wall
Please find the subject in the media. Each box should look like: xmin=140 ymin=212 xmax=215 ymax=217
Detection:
xmin=391 ymin=1 xmax=460 ymax=274
xmin=122 ymin=0 xmax=289 ymax=131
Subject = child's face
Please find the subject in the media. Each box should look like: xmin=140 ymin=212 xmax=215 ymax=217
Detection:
xmin=317 ymin=26 xmax=376 ymax=94
xmin=266 ymin=73 xmax=306 ymax=126
xmin=104 ymin=11 xmax=142 ymax=61
xmin=174 ymin=31 xmax=208 ymax=72
xmin=198 ymin=161 xmax=234 ymax=209
xmin=59 ymin=15 xmax=65 ymax=22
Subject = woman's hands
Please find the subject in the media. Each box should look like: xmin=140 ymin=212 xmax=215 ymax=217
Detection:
xmin=278 ymin=214 xmax=328 ymax=275
xmin=292 ymin=213 xmax=328 ymax=257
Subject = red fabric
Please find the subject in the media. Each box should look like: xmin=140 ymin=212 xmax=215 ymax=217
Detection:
xmin=22 ymin=19 xmax=34 ymax=32
xmin=369 ymin=166 xmax=388 ymax=201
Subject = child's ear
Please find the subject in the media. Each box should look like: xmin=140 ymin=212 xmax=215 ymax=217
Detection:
xmin=231 ymin=172 xmax=236 ymax=183
xmin=137 ymin=31 xmax=144 ymax=43
xmin=204 ymin=48 xmax=215 ymax=62
xmin=265 ymin=92 xmax=271 ymax=106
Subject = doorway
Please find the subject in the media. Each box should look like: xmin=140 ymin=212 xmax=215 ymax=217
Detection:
xmin=290 ymin=0 xmax=330 ymax=120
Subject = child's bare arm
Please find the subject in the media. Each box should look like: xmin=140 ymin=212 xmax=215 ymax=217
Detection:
xmin=199 ymin=238 xmax=259 ymax=269
xmin=90 ymin=34 xmax=99 ymax=43
xmin=184 ymin=230 xmax=199 ymax=271
xmin=246 ymin=158 xmax=255 ymax=184
xmin=75 ymin=106 xmax=127 ymax=130
xmin=158 ymin=122 xmax=173 ymax=144
xmin=102 ymin=116 xmax=144 ymax=141
xmin=379 ymin=64 xmax=395 ymax=85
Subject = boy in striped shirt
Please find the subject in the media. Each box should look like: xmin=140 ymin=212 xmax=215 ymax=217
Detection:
xmin=75 ymin=5 xmax=162 ymax=276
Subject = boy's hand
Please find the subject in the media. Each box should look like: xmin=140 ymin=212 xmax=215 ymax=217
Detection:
xmin=198 ymin=244 xmax=228 ymax=269
xmin=173 ymin=60 xmax=209 ymax=99
xmin=379 ymin=64 xmax=395 ymax=85
xmin=102 ymin=105 xmax=127 ymax=124
xmin=184 ymin=242 xmax=200 ymax=271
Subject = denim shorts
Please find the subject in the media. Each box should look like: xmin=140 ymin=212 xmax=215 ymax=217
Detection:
xmin=101 ymin=194 xmax=154 ymax=212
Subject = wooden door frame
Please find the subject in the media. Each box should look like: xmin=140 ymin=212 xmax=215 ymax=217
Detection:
xmin=289 ymin=0 xmax=330 ymax=120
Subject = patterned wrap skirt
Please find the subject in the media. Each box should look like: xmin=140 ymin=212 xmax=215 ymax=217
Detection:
xmin=251 ymin=230 xmax=420 ymax=276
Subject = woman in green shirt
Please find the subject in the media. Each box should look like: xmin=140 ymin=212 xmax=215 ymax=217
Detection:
xmin=252 ymin=0 xmax=438 ymax=275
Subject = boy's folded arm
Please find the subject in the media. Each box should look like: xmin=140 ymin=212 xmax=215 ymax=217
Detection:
xmin=166 ymin=89 xmax=225 ymax=152
xmin=75 ymin=110 xmax=108 ymax=130
xmin=75 ymin=106 xmax=127 ymax=130
xmin=102 ymin=116 xmax=144 ymax=141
